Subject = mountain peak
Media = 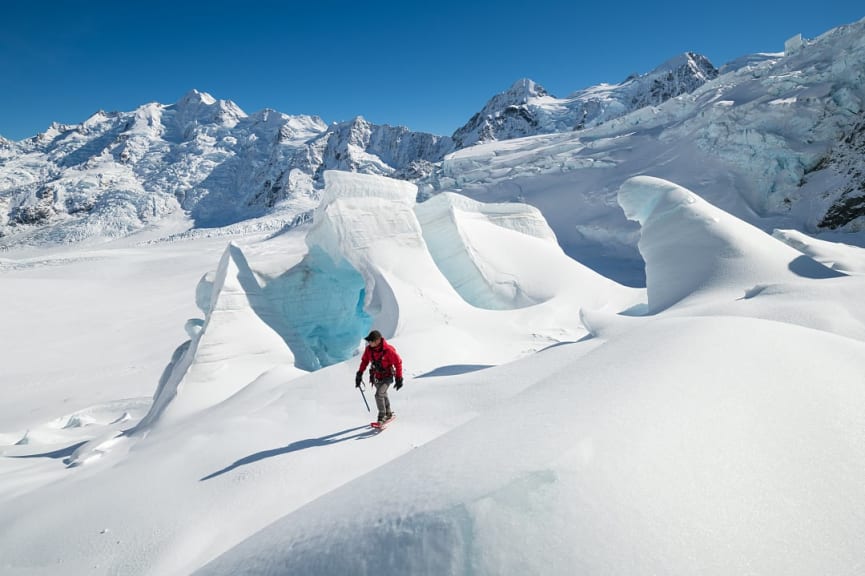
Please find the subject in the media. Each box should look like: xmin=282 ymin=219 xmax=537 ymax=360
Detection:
xmin=649 ymin=52 xmax=717 ymax=82
xmin=450 ymin=78 xmax=552 ymax=146
xmin=452 ymin=52 xmax=717 ymax=147
xmin=347 ymin=115 xmax=370 ymax=127
xmin=177 ymin=89 xmax=217 ymax=107
xmin=166 ymin=89 xmax=247 ymax=131
xmin=506 ymin=78 xmax=549 ymax=101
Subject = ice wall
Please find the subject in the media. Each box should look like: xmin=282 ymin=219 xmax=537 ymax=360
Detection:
xmin=304 ymin=170 xmax=432 ymax=337
xmin=262 ymin=246 xmax=372 ymax=371
xmin=416 ymin=191 xmax=597 ymax=309
xmin=254 ymin=172 xmax=639 ymax=367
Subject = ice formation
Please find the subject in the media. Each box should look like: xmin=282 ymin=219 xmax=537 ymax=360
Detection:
xmin=617 ymin=176 xmax=842 ymax=312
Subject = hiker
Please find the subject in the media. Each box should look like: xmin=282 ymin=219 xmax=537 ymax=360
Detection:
xmin=355 ymin=330 xmax=403 ymax=425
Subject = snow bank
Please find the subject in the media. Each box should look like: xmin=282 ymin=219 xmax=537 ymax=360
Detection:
xmin=773 ymin=228 xmax=865 ymax=274
xmin=618 ymin=176 xmax=841 ymax=312
xmin=198 ymin=315 xmax=865 ymax=576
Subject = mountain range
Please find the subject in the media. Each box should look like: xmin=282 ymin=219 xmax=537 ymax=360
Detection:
xmin=1 ymin=17 xmax=864 ymax=261
xmin=3 ymin=17 xmax=865 ymax=575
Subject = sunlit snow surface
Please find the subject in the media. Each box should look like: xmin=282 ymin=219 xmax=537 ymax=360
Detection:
xmin=423 ymin=17 xmax=865 ymax=289
xmin=2 ymin=169 xmax=865 ymax=575
xmin=3 ymin=20 xmax=865 ymax=573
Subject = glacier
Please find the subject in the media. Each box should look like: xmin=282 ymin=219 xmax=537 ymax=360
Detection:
xmin=5 ymin=17 xmax=864 ymax=276
xmin=420 ymin=17 xmax=865 ymax=285
xmin=133 ymin=170 xmax=640 ymax=431
xmin=2 ymin=17 xmax=865 ymax=272
xmin=2 ymin=166 xmax=865 ymax=575
xmin=188 ymin=177 xmax=865 ymax=576
xmin=4 ymin=15 xmax=865 ymax=576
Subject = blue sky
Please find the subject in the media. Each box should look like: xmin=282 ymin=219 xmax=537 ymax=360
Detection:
xmin=1 ymin=1 xmax=863 ymax=141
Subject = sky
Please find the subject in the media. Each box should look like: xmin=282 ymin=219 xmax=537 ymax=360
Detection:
xmin=0 ymin=0 xmax=863 ymax=141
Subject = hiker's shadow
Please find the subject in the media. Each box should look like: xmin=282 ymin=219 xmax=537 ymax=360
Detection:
xmin=201 ymin=425 xmax=377 ymax=481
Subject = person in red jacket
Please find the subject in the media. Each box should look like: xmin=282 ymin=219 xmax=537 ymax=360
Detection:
xmin=355 ymin=330 xmax=403 ymax=424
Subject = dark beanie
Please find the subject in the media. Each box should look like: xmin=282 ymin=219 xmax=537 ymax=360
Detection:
xmin=364 ymin=330 xmax=382 ymax=342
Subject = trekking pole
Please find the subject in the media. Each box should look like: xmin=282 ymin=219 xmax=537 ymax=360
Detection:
xmin=358 ymin=381 xmax=371 ymax=412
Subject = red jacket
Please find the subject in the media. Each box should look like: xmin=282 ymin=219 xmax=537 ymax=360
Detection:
xmin=358 ymin=338 xmax=403 ymax=381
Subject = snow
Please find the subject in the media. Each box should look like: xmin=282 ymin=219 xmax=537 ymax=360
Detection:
xmin=773 ymin=228 xmax=865 ymax=273
xmin=3 ymin=14 xmax=865 ymax=574
xmin=422 ymin=15 xmax=865 ymax=287
xmin=451 ymin=53 xmax=717 ymax=148
xmin=2 ymin=165 xmax=864 ymax=575
xmin=200 ymin=316 xmax=865 ymax=576
xmin=618 ymin=175 xmax=842 ymax=312
xmin=5 ymin=16 xmax=865 ymax=272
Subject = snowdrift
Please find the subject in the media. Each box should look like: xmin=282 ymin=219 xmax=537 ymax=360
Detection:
xmin=198 ymin=315 xmax=865 ymax=576
xmin=135 ymin=243 xmax=304 ymax=430
xmin=618 ymin=175 xmax=843 ymax=312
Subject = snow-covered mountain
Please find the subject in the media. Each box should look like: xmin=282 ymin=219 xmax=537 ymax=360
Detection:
xmin=422 ymin=17 xmax=865 ymax=285
xmin=811 ymin=114 xmax=865 ymax=229
xmin=2 ymin=17 xmax=865 ymax=269
xmin=0 ymin=49 xmax=719 ymax=249
xmin=4 ymin=17 xmax=865 ymax=576
xmin=451 ymin=52 xmax=718 ymax=147
xmin=313 ymin=116 xmax=454 ymax=182
xmin=0 ymin=91 xmax=453 ymax=245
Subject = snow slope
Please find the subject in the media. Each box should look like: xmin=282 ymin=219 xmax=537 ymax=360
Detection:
xmin=425 ymin=17 xmax=865 ymax=285
xmin=199 ymin=316 xmax=865 ymax=576
xmin=2 ymin=171 xmax=864 ymax=575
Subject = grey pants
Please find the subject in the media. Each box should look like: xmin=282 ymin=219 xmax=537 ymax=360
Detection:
xmin=373 ymin=378 xmax=393 ymax=419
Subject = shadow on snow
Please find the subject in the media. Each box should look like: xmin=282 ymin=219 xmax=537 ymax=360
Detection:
xmin=6 ymin=441 xmax=87 ymax=460
xmin=200 ymin=425 xmax=377 ymax=481
xmin=415 ymin=364 xmax=493 ymax=378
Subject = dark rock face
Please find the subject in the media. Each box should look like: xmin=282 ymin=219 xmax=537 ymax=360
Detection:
xmin=818 ymin=117 xmax=865 ymax=230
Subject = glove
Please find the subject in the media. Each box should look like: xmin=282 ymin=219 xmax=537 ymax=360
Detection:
xmin=395 ymin=377 xmax=403 ymax=391
xmin=355 ymin=371 xmax=363 ymax=388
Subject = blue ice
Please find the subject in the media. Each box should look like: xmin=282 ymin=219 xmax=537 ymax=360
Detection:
xmin=263 ymin=246 xmax=372 ymax=371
